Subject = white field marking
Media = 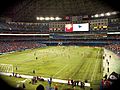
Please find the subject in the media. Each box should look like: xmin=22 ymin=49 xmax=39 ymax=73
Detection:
xmin=53 ymin=64 xmax=68 ymax=77
xmin=91 ymin=50 xmax=100 ymax=81
xmin=0 ymin=72 xmax=91 ymax=87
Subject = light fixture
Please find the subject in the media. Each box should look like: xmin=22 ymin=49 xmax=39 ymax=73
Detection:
xmin=111 ymin=11 xmax=117 ymax=15
xmin=94 ymin=14 xmax=99 ymax=17
xmin=36 ymin=16 xmax=62 ymax=20
xmin=36 ymin=17 xmax=40 ymax=20
xmin=105 ymin=12 xmax=111 ymax=16
xmin=55 ymin=17 xmax=61 ymax=20
xmin=40 ymin=17 xmax=45 ymax=20
xmin=50 ymin=17 xmax=55 ymax=20
xmin=45 ymin=17 xmax=50 ymax=20
xmin=100 ymin=13 xmax=104 ymax=17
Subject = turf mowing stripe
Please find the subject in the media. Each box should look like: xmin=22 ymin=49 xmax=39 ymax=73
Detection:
xmin=91 ymin=50 xmax=100 ymax=82
xmin=53 ymin=64 xmax=68 ymax=78
xmin=81 ymin=57 xmax=93 ymax=81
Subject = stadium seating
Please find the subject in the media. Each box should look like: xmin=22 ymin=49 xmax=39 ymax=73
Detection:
xmin=105 ymin=44 xmax=120 ymax=55
xmin=0 ymin=22 xmax=49 ymax=32
xmin=0 ymin=41 xmax=46 ymax=54
xmin=0 ymin=22 xmax=10 ymax=30
xmin=7 ymin=22 xmax=49 ymax=31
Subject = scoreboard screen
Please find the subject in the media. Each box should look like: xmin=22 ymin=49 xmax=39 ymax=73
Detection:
xmin=65 ymin=23 xmax=89 ymax=32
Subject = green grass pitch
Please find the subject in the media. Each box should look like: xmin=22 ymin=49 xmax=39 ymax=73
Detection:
xmin=0 ymin=46 xmax=103 ymax=89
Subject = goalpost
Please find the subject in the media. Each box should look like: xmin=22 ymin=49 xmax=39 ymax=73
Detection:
xmin=0 ymin=64 xmax=13 ymax=73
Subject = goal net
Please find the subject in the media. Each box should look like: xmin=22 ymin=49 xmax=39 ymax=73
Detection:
xmin=0 ymin=64 xmax=13 ymax=73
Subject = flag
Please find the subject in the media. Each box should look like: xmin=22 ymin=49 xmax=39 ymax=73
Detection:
xmin=73 ymin=23 xmax=89 ymax=31
xmin=65 ymin=24 xmax=73 ymax=32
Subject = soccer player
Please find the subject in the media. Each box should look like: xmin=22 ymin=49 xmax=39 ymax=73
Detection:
xmin=103 ymin=56 xmax=105 ymax=59
xmin=109 ymin=55 xmax=111 ymax=59
xmin=16 ymin=66 xmax=17 ymax=71
xmin=33 ymin=70 xmax=35 ymax=74
xmin=107 ymin=67 xmax=109 ymax=73
xmin=36 ymin=57 xmax=38 ymax=60
xmin=107 ymin=62 xmax=109 ymax=66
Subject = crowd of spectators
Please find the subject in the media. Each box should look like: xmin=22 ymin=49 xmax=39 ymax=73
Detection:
xmin=0 ymin=22 xmax=49 ymax=32
xmin=107 ymin=35 xmax=120 ymax=39
xmin=52 ymin=35 xmax=119 ymax=39
xmin=0 ymin=22 xmax=9 ymax=30
xmin=0 ymin=41 xmax=46 ymax=54
xmin=0 ymin=36 xmax=49 ymax=41
xmin=105 ymin=44 xmax=120 ymax=56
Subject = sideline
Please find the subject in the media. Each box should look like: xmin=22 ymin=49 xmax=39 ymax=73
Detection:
xmin=0 ymin=72 xmax=90 ymax=87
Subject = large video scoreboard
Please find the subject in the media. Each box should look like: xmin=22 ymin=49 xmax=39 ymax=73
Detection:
xmin=65 ymin=23 xmax=89 ymax=32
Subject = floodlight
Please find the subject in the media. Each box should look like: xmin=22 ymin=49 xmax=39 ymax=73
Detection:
xmin=50 ymin=17 xmax=55 ymax=20
xmin=106 ymin=12 xmax=111 ymax=16
xmin=45 ymin=17 xmax=50 ymax=20
xmin=36 ymin=17 xmax=40 ymax=20
xmin=40 ymin=17 xmax=45 ymax=20
xmin=55 ymin=17 xmax=61 ymax=20
xmin=111 ymin=11 xmax=117 ymax=15
xmin=100 ymin=13 xmax=104 ymax=17
xmin=94 ymin=14 xmax=99 ymax=17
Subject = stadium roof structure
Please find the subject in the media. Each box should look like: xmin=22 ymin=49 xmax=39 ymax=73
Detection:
xmin=0 ymin=0 xmax=119 ymax=22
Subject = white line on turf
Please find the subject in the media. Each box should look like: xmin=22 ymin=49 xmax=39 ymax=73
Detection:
xmin=0 ymin=72 xmax=91 ymax=87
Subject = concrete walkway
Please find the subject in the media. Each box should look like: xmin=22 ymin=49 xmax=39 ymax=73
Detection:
xmin=103 ymin=49 xmax=120 ymax=77
xmin=0 ymin=72 xmax=90 ymax=87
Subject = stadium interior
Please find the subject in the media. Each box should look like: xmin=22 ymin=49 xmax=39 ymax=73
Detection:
xmin=0 ymin=0 xmax=120 ymax=90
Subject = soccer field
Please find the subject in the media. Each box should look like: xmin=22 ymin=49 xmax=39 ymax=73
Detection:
xmin=0 ymin=46 xmax=103 ymax=84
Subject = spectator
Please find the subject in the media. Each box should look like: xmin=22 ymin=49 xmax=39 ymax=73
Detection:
xmin=71 ymin=79 xmax=74 ymax=86
xmin=12 ymin=72 xmax=14 ymax=76
xmin=68 ymin=78 xmax=70 ymax=85
xmin=104 ymin=73 xmax=108 ymax=80
xmin=76 ymin=80 xmax=79 ymax=86
xmin=36 ymin=84 xmax=44 ymax=90
xmin=54 ymin=84 xmax=58 ymax=90
xmin=22 ymin=83 xmax=25 ymax=89
xmin=0 ymin=77 xmax=23 ymax=90
xmin=33 ymin=70 xmax=35 ymax=74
